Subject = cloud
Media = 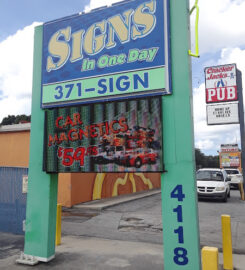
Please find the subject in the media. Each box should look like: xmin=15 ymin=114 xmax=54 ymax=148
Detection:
xmin=195 ymin=139 xmax=215 ymax=151
xmin=190 ymin=0 xmax=245 ymax=54
xmin=0 ymin=96 xmax=32 ymax=120
xmin=218 ymin=47 xmax=245 ymax=84
xmin=0 ymin=22 xmax=41 ymax=122
xmin=84 ymin=0 xmax=122 ymax=12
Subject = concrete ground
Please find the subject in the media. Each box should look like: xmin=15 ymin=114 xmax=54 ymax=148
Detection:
xmin=0 ymin=189 xmax=245 ymax=269
xmin=1 ymin=234 xmax=245 ymax=270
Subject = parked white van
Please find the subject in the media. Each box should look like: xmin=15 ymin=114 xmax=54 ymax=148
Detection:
xmin=224 ymin=168 xmax=243 ymax=190
xmin=196 ymin=168 xmax=230 ymax=202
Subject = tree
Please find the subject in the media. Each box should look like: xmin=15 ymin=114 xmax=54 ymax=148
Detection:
xmin=195 ymin=148 xmax=219 ymax=169
xmin=0 ymin=114 xmax=31 ymax=125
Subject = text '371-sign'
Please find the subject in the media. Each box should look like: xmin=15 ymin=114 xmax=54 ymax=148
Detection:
xmin=41 ymin=0 xmax=171 ymax=108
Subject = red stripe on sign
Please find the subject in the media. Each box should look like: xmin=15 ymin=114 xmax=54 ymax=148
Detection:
xmin=206 ymin=86 xmax=238 ymax=103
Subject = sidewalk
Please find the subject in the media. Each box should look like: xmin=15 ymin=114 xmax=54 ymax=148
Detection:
xmin=0 ymin=234 xmax=245 ymax=270
xmin=66 ymin=189 xmax=161 ymax=211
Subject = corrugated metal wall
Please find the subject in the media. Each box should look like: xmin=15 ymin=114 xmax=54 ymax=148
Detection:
xmin=0 ymin=167 xmax=28 ymax=234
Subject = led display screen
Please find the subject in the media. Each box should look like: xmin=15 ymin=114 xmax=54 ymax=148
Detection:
xmin=44 ymin=97 xmax=163 ymax=172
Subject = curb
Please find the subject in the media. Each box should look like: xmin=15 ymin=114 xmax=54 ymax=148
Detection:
xmin=70 ymin=189 xmax=161 ymax=211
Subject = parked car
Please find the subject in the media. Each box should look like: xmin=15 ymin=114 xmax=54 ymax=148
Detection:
xmin=196 ymin=168 xmax=231 ymax=202
xmin=224 ymin=168 xmax=243 ymax=189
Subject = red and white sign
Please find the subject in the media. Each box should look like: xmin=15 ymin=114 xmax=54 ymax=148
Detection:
xmin=220 ymin=144 xmax=239 ymax=153
xmin=205 ymin=64 xmax=238 ymax=103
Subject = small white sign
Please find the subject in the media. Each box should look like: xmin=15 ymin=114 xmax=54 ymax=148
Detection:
xmin=22 ymin=175 xmax=28 ymax=193
xmin=207 ymin=102 xmax=239 ymax=125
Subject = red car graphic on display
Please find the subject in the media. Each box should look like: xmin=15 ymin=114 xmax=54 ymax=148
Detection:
xmin=93 ymin=125 xmax=160 ymax=168
xmin=127 ymin=149 xmax=158 ymax=168
xmin=117 ymin=148 xmax=158 ymax=168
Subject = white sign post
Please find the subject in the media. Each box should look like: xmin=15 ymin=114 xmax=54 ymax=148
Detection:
xmin=205 ymin=64 xmax=245 ymax=196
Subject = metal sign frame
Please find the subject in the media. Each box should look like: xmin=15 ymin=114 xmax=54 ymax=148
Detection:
xmin=22 ymin=1 xmax=201 ymax=269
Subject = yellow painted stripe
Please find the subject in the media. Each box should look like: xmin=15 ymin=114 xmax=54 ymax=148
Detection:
xmin=92 ymin=173 xmax=106 ymax=200
xmin=129 ymin=173 xmax=137 ymax=193
xmin=134 ymin=173 xmax=153 ymax=189
xmin=112 ymin=173 xmax=128 ymax=197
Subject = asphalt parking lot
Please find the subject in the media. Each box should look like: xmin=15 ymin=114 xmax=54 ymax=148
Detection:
xmin=198 ymin=189 xmax=245 ymax=253
xmin=0 ymin=189 xmax=244 ymax=269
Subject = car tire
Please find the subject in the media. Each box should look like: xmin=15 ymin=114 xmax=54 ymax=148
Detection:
xmin=223 ymin=192 xmax=228 ymax=202
xmin=134 ymin=157 xmax=142 ymax=168
xmin=228 ymin=190 xmax=230 ymax=198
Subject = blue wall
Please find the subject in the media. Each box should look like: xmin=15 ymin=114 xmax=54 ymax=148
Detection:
xmin=0 ymin=167 xmax=28 ymax=234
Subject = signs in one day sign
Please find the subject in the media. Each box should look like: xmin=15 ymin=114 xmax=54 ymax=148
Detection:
xmin=41 ymin=0 xmax=171 ymax=108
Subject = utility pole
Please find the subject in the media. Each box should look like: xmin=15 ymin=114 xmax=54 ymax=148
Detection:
xmin=237 ymin=69 xmax=245 ymax=194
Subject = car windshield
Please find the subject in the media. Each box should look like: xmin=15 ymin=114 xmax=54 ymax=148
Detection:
xmin=196 ymin=170 xmax=224 ymax=181
xmin=225 ymin=170 xmax=239 ymax=175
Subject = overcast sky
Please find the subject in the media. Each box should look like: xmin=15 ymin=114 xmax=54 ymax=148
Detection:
xmin=0 ymin=0 xmax=245 ymax=156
